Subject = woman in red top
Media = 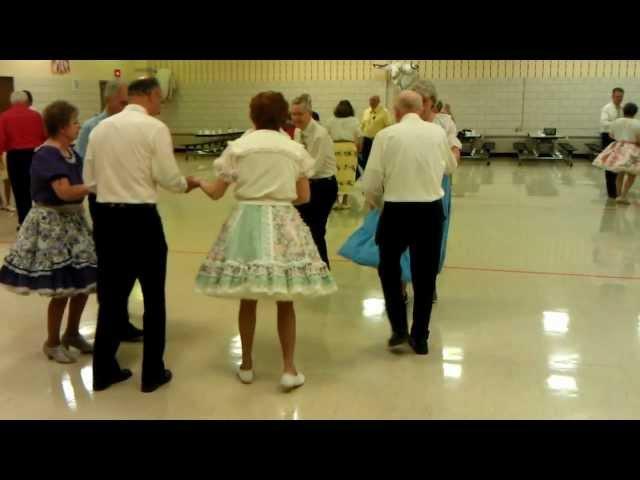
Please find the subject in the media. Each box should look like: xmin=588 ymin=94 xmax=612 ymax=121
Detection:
xmin=0 ymin=91 xmax=46 ymax=227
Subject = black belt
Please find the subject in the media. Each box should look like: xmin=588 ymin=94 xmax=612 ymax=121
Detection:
xmin=309 ymin=176 xmax=336 ymax=183
xmin=98 ymin=203 xmax=156 ymax=209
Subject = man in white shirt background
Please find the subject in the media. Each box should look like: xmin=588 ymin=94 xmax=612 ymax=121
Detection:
xmin=361 ymin=90 xmax=456 ymax=356
xmin=600 ymin=87 xmax=624 ymax=199
xmin=291 ymin=94 xmax=338 ymax=268
xmin=85 ymin=77 xmax=200 ymax=393
xmin=76 ymin=80 xmax=142 ymax=343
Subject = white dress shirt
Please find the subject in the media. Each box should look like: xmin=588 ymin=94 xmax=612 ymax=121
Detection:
xmin=609 ymin=117 xmax=640 ymax=142
xmin=361 ymin=113 xmax=456 ymax=204
xmin=326 ymin=116 xmax=362 ymax=143
xmin=84 ymin=104 xmax=188 ymax=203
xmin=434 ymin=113 xmax=462 ymax=150
xmin=600 ymin=102 xmax=623 ymax=134
xmin=293 ymin=119 xmax=337 ymax=179
xmin=214 ymin=129 xmax=315 ymax=201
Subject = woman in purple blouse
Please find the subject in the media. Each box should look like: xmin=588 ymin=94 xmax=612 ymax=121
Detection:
xmin=0 ymin=101 xmax=97 ymax=364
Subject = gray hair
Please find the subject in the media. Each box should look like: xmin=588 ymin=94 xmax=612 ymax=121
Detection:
xmin=103 ymin=80 xmax=125 ymax=102
xmin=395 ymin=90 xmax=423 ymax=113
xmin=410 ymin=79 xmax=438 ymax=103
xmin=10 ymin=91 xmax=28 ymax=104
xmin=292 ymin=93 xmax=312 ymax=113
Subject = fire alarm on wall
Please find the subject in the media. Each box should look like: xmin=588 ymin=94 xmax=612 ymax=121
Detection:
xmin=114 ymin=69 xmax=121 ymax=78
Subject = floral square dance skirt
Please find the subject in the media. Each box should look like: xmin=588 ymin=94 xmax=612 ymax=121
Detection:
xmin=195 ymin=201 xmax=337 ymax=301
xmin=0 ymin=204 xmax=97 ymax=297
xmin=335 ymin=141 xmax=358 ymax=195
xmin=593 ymin=141 xmax=640 ymax=175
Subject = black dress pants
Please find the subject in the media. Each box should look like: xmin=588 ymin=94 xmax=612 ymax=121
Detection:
xmin=92 ymin=203 xmax=168 ymax=386
xmin=376 ymin=201 xmax=444 ymax=343
xmin=6 ymin=149 xmax=34 ymax=225
xmin=296 ymin=176 xmax=338 ymax=268
xmin=88 ymin=193 xmax=138 ymax=337
xmin=601 ymin=132 xmax=618 ymax=199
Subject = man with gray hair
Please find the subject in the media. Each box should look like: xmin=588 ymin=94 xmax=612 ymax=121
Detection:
xmin=77 ymin=80 xmax=142 ymax=342
xmin=361 ymin=90 xmax=456 ymax=355
xmin=291 ymin=93 xmax=338 ymax=267
xmin=0 ymin=90 xmax=46 ymax=228
xmin=410 ymin=79 xmax=461 ymax=303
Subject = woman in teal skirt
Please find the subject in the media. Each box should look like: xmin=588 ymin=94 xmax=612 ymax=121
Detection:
xmin=340 ymin=80 xmax=459 ymax=302
xmin=195 ymin=92 xmax=337 ymax=392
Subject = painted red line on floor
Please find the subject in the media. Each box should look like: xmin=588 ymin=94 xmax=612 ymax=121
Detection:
xmin=2 ymin=244 xmax=637 ymax=281
xmin=443 ymin=265 xmax=640 ymax=280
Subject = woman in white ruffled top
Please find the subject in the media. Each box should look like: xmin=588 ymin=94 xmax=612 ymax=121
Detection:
xmin=195 ymin=91 xmax=337 ymax=392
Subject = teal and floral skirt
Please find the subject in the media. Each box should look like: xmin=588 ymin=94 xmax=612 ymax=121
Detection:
xmin=196 ymin=201 xmax=337 ymax=300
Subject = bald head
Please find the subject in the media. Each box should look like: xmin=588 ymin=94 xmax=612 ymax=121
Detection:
xmin=394 ymin=90 xmax=423 ymax=121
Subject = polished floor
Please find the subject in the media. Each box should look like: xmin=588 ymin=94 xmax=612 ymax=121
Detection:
xmin=1 ymin=157 xmax=639 ymax=419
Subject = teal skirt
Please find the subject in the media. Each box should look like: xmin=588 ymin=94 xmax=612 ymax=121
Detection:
xmin=196 ymin=202 xmax=337 ymax=301
xmin=338 ymin=175 xmax=452 ymax=282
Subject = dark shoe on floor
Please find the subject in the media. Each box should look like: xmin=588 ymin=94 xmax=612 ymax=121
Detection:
xmin=141 ymin=369 xmax=172 ymax=393
xmin=120 ymin=324 xmax=144 ymax=343
xmin=93 ymin=369 xmax=133 ymax=392
xmin=409 ymin=338 xmax=429 ymax=355
xmin=388 ymin=332 xmax=409 ymax=350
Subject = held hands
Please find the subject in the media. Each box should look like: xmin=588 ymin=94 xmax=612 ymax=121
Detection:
xmin=185 ymin=176 xmax=201 ymax=193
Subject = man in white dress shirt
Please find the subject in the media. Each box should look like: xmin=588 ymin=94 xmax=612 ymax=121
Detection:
xmin=361 ymin=90 xmax=457 ymax=355
xmin=85 ymin=77 xmax=200 ymax=393
xmin=291 ymin=94 xmax=338 ymax=268
xmin=600 ymin=87 xmax=625 ymax=199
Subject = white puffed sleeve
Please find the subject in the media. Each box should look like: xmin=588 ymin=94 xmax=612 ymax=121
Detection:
xmin=213 ymin=146 xmax=238 ymax=183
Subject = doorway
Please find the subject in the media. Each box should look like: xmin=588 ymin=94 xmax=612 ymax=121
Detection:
xmin=0 ymin=77 xmax=15 ymax=114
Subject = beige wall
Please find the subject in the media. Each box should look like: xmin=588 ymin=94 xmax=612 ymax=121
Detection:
xmin=147 ymin=60 xmax=640 ymax=83
xmin=0 ymin=60 xmax=145 ymax=122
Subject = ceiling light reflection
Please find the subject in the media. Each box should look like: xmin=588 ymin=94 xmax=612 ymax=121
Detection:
xmin=61 ymin=372 xmax=78 ymax=411
xmin=548 ymin=353 xmax=581 ymax=371
xmin=362 ymin=298 xmax=385 ymax=319
xmin=546 ymin=374 xmax=578 ymax=396
xmin=442 ymin=346 xmax=464 ymax=362
xmin=543 ymin=310 xmax=570 ymax=336
xmin=80 ymin=366 xmax=94 ymax=396
xmin=443 ymin=363 xmax=463 ymax=379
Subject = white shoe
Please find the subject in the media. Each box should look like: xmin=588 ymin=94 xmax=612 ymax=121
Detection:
xmin=237 ymin=367 xmax=254 ymax=384
xmin=6 ymin=205 xmax=15 ymax=212
xmin=280 ymin=372 xmax=305 ymax=391
xmin=43 ymin=343 xmax=76 ymax=364
xmin=61 ymin=334 xmax=93 ymax=354
xmin=616 ymin=196 xmax=630 ymax=205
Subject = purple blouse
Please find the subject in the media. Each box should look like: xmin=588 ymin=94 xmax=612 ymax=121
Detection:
xmin=30 ymin=145 xmax=84 ymax=206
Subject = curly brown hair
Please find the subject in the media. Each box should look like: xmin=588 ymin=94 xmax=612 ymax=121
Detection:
xmin=250 ymin=91 xmax=289 ymax=130
xmin=43 ymin=100 xmax=78 ymax=138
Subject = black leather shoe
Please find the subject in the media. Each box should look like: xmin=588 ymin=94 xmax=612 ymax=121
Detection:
xmin=93 ymin=369 xmax=133 ymax=392
xmin=141 ymin=369 xmax=172 ymax=393
xmin=388 ymin=332 xmax=409 ymax=349
xmin=120 ymin=324 xmax=144 ymax=343
xmin=409 ymin=338 xmax=429 ymax=355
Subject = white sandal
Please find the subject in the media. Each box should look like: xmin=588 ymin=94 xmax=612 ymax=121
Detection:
xmin=236 ymin=367 xmax=254 ymax=384
xmin=280 ymin=372 xmax=305 ymax=391
xmin=61 ymin=334 xmax=94 ymax=354
xmin=43 ymin=343 xmax=76 ymax=364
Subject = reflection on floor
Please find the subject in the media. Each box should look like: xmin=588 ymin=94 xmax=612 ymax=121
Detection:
xmin=1 ymin=158 xmax=639 ymax=419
